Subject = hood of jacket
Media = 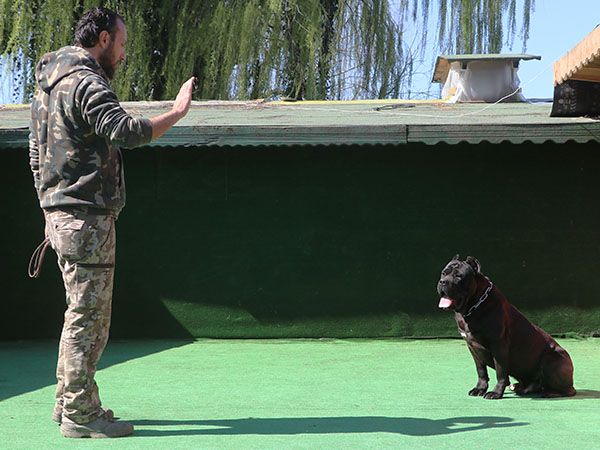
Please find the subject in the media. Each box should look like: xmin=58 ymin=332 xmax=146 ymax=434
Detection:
xmin=35 ymin=46 xmax=107 ymax=94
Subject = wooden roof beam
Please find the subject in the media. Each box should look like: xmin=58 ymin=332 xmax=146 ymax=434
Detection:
xmin=554 ymin=25 xmax=600 ymax=85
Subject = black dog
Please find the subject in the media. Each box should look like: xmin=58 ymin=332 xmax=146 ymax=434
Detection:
xmin=437 ymin=255 xmax=576 ymax=399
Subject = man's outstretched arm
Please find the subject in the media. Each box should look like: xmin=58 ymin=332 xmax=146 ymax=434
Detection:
xmin=149 ymin=76 xmax=195 ymax=141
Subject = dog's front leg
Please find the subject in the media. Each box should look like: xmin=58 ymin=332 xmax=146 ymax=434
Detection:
xmin=484 ymin=347 xmax=511 ymax=399
xmin=467 ymin=345 xmax=489 ymax=396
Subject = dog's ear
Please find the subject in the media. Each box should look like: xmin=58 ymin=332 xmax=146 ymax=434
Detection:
xmin=452 ymin=254 xmax=460 ymax=261
xmin=466 ymin=256 xmax=481 ymax=274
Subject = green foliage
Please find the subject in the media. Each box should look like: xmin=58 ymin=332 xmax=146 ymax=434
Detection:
xmin=0 ymin=0 xmax=535 ymax=102
xmin=432 ymin=0 xmax=534 ymax=54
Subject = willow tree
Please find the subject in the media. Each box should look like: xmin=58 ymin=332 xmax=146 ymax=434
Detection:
xmin=429 ymin=0 xmax=535 ymax=54
xmin=0 ymin=0 xmax=535 ymax=102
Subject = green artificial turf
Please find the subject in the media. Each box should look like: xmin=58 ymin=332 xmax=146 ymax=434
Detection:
xmin=1 ymin=338 xmax=599 ymax=449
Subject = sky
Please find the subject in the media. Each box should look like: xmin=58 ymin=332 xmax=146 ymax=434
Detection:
xmin=511 ymin=0 xmax=600 ymax=100
xmin=404 ymin=0 xmax=600 ymax=100
xmin=1 ymin=0 xmax=599 ymax=104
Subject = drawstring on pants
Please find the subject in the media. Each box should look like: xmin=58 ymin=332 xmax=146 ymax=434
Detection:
xmin=28 ymin=238 xmax=51 ymax=278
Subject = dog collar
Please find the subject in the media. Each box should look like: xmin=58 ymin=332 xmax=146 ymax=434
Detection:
xmin=465 ymin=281 xmax=493 ymax=317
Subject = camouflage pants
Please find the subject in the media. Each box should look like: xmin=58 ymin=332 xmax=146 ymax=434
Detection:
xmin=45 ymin=208 xmax=116 ymax=424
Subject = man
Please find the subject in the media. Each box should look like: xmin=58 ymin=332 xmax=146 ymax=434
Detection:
xmin=29 ymin=7 xmax=194 ymax=438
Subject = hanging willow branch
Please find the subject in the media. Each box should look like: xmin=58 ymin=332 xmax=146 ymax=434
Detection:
xmin=0 ymin=0 xmax=535 ymax=102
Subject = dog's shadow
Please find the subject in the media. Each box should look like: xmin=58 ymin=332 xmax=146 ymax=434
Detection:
xmin=540 ymin=389 xmax=600 ymax=400
xmin=504 ymin=388 xmax=600 ymax=401
xmin=129 ymin=415 xmax=528 ymax=437
xmin=574 ymin=389 xmax=600 ymax=399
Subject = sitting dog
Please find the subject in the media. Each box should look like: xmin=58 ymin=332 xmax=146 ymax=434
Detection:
xmin=437 ymin=255 xmax=576 ymax=399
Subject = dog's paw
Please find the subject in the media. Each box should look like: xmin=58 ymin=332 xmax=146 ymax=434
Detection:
xmin=468 ymin=387 xmax=487 ymax=396
xmin=512 ymin=382 xmax=542 ymax=396
xmin=483 ymin=391 xmax=504 ymax=400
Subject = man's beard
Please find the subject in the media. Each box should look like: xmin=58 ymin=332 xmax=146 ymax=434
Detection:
xmin=98 ymin=43 xmax=117 ymax=80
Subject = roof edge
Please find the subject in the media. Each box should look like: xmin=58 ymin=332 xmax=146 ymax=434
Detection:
xmin=2 ymin=122 xmax=600 ymax=149
xmin=553 ymin=25 xmax=600 ymax=85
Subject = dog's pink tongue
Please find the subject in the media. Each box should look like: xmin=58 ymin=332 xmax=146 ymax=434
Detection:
xmin=438 ymin=297 xmax=453 ymax=309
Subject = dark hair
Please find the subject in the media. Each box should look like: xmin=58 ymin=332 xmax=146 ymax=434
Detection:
xmin=73 ymin=7 xmax=123 ymax=48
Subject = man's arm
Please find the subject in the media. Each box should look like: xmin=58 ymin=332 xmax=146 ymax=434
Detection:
xmin=149 ymin=77 xmax=195 ymax=141
xmin=29 ymin=125 xmax=48 ymax=236
xmin=79 ymin=76 xmax=195 ymax=148
xmin=29 ymin=130 xmax=40 ymax=190
xmin=29 ymin=89 xmax=44 ymax=192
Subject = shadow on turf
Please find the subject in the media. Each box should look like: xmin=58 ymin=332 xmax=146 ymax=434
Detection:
xmin=498 ymin=388 xmax=600 ymax=401
xmin=130 ymin=416 xmax=528 ymax=436
xmin=573 ymin=389 xmax=600 ymax=399
xmin=528 ymin=389 xmax=600 ymax=400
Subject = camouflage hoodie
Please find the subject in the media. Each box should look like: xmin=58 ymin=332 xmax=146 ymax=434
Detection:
xmin=29 ymin=46 xmax=153 ymax=214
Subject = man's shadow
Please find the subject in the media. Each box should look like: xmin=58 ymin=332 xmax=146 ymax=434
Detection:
xmin=130 ymin=415 xmax=528 ymax=437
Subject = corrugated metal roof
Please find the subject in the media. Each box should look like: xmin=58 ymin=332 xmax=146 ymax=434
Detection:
xmin=433 ymin=53 xmax=541 ymax=84
xmin=1 ymin=99 xmax=599 ymax=148
xmin=554 ymin=25 xmax=600 ymax=85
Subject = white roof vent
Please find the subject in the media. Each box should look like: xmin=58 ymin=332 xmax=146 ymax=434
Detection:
xmin=433 ymin=54 xmax=541 ymax=103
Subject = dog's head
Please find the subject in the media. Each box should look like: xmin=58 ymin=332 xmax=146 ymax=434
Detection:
xmin=437 ymin=255 xmax=483 ymax=314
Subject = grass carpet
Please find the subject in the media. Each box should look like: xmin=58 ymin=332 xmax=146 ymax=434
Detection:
xmin=1 ymin=338 xmax=599 ymax=449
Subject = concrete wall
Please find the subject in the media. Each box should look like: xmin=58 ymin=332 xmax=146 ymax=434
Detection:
xmin=4 ymin=141 xmax=600 ymax=339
